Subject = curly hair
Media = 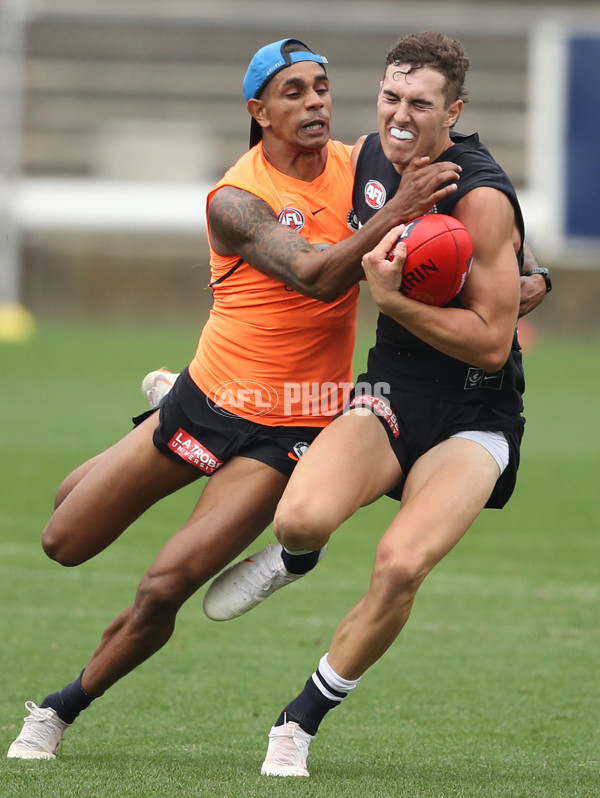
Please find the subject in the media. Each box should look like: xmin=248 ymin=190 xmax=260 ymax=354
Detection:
xmin=385 ymin=31 xmax=470 ymax=107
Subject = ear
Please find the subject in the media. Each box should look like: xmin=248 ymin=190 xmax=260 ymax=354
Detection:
xmin=445 ymin=99 xmax=463 ymax=129
xmin=247 ymin=98 xmax=270 ymax=133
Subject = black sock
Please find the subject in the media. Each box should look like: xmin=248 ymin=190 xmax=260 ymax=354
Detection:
xmin=281 ymin=548 xmax=322 ymax=575
xmin=275 ymin=675 xmax=341 ymax=736
xmin=41 ymin=671 xmax=99 ymax=724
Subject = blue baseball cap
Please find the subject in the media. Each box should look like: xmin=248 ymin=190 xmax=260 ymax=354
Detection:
xmin=244 ymin=38 xmax=328 ymax=147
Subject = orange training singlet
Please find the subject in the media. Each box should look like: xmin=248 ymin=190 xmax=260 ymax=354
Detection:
xmin=188 ymin=140 xmax=359 ymax=427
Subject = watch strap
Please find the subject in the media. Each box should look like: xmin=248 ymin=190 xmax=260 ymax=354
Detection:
xmin=523 ymin=266 xmax=552 ymax=293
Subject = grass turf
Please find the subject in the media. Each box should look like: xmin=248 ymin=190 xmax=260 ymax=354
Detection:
xmin=1 ymin=320 xmax=598 ymax=797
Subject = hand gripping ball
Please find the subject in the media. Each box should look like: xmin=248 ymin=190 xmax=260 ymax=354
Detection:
xmin=387 ymin=214 xmax=473 ymax=306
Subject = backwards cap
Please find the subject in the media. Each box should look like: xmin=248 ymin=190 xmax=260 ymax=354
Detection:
xmin=243 ymin=38 xmax=328 ymax=148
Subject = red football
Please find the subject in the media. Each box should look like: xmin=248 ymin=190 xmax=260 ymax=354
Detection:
xmin=387 ymin=214 xmax=473 ymax=306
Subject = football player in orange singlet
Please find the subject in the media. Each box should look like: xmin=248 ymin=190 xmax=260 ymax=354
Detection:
xmin=7 ymin=39 xmax=461 ymax=759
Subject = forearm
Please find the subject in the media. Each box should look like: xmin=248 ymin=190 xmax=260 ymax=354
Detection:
xmin=210 ymin=158 xmax=462 ymax=303
xmin=302 ymin=199 xmax=447 ymax=300
xmin=297 ymin=163 xmax=462 ymax=300
xmin=375 ymin=292 xmax=512 ymax=371
xmin=519 ymin=242 xmax=551 ymax=317
xmin=364 ymin=222 xmax=519 ymax=372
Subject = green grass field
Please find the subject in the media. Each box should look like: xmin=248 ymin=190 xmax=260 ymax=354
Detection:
xmin=1 ymin=320 xmax=598 ymax=797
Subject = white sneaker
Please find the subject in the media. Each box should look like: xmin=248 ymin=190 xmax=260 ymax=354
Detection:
xmin=261 ymin=720 xmax=314 ymax=777
xmin=141 ymin=368 xmax=179 ymax=409
xmin=203 ymin=543 xmax=323 ymax=621
xmin=7 ymin=701 xmax=71 ymax=760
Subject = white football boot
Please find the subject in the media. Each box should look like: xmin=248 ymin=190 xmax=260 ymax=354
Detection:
xmin=141 ymin=368 xmax=179 ymax=409
xmin=261 ymin=720 xmax=314 ymax=777
xmin=7 ymin=702 xmax=71 ymax=759
xmin=203 ymin=543 xmax=325 ymax=621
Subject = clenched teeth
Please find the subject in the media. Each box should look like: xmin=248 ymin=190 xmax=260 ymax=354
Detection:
xmin=390 ymin=128 xmax=415 ymax=141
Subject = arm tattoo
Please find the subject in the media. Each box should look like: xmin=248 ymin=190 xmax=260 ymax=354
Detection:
xmin=209 ymin=186 xmax=315 ymax=287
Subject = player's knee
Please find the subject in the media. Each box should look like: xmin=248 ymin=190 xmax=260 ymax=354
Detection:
xmin=41 ymin=521 xmax=82 ymax=567
xmin=133 ymin=571 xmax=187 ymax=626
xmin=273 ymin=498 xmax=333 ymax=551
xmin=371 ymin=544 xmax=429 ymax=604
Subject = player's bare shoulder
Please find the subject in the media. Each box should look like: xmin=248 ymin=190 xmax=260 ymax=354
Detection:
xmin=208 ymin=185 xmax=278 ymax=253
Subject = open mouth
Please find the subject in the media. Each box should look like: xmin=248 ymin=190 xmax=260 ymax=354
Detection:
xmin=303 ymin=120 xmax=327 ymax=133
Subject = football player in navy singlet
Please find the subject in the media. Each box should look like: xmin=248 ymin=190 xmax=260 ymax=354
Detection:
xmin=351 ymin=128 xmax=526 ymax=508
xmin=259 ymin=31 xmax=542 ymax=777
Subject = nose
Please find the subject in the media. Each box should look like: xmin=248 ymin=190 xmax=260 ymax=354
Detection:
xmin=393 ymin=98 xmax=410 ymax=124
xmin=306 ymin=88 xmax=324 ymax=109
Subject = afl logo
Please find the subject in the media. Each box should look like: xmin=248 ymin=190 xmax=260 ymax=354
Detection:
xmin=364 ymin=180 xmax=386 ymax=210
xmin=278 ymin=207 xmax=305 ymax=231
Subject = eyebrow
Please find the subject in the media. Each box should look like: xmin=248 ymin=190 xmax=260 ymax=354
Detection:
xmin=280 ymin=70 xmax=329 ymax=90
xmin=381 ymin=87 xmax=435 ymax=106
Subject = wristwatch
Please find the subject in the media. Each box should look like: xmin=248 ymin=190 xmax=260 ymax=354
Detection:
xmin=523 ymin=266 xmax=552 ymax=294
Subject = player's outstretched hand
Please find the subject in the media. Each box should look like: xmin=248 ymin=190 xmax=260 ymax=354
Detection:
xmin=388 ymin=156 xmax=461 ymax=222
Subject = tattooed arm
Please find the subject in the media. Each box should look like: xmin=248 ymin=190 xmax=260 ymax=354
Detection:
xmin=208 ymin=156 xmax=461 ymax=303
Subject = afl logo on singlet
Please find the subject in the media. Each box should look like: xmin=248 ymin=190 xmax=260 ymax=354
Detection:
xmin=278 ymin=207 xmax=305 ymax=231
xmin=364 ymin=180 xmax=386 ymax=210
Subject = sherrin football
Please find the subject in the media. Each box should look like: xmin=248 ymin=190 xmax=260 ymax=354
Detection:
xmin=387 ymin=213 xmax=473 ymax=306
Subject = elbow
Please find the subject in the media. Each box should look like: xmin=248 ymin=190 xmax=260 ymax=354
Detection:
xmin=476 ymin=344 xmax=512 ymax=374
xmin=312 ymin=285 xmax=344 ymax=303
xmin=296 ymin=278 xmax=346 ymax=303
xmin=293 ymin=256 xmax=357 ymax=302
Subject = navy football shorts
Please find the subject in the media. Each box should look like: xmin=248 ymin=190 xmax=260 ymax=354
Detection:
xmin=135 ymin=368 xmax=322 ymax=478
xmin=348 ymin=374 xmax=524 ymax=509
